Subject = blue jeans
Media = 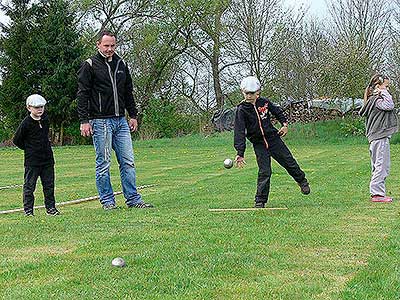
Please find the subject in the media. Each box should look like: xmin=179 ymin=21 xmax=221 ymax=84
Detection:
xmin=90 ymin=117 xmax=142 ymax=206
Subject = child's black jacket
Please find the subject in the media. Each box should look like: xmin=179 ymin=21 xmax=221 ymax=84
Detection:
xmin=13 ymin=113 xmax=54 ymax=167
xmin=234 ymin=97 xmax=287 ymax=157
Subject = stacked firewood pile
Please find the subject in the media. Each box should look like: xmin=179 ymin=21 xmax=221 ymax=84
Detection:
xmin=211 ymin=99 xmax=362 ymax=132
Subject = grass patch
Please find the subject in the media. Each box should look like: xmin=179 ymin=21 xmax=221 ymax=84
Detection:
xmin=0 ymin=121 xmax=399 ymax=299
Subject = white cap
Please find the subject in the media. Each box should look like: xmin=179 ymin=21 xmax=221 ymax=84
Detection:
xmin=240 ymin=76 xmax=261 ymax=92
xmin=26 ymin=94 xmax=47 ymax=107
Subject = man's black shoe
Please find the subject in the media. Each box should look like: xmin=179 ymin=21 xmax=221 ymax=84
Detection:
xmin=128 ymin=202 xmax=154 ymax=209
xmin=103 ymin=203 xmax=117 ymax=210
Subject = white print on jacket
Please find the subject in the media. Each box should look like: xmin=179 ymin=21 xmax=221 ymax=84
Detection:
xmin=257 ymin=103 xmax=269 ymax=120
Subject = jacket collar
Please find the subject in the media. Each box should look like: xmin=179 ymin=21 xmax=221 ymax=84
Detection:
xmin=95 ymin=51 xmax=121 ymax=62
xmin=239 ymin=97 xmax=265 ymax=107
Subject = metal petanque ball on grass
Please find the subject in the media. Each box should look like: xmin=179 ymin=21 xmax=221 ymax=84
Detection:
xmin=111 ymin=257 xmax=126 ymax=267
xmin=223 ymin=158 xmax=233 ymax=169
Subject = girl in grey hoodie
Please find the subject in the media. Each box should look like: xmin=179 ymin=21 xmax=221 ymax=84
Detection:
xmin=359 ymin=74 xmax=398 ymax=202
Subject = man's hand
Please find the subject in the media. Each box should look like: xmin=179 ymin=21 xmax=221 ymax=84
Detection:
xmin=235 ymin=155 xmax=246 ymax=168
xmin=128 ymin=118 xmax=138 ymax=132
xmin=278 ymin=124 xmax=288 ymax=137
xmin=80 ymin=123 xmax=93 ymax=137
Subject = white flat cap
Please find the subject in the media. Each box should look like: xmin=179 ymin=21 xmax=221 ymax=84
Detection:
xmin=240 ymin=76 xmax=261 ymax=92
xmin=26 ymin=94 xmax=47 ymax=107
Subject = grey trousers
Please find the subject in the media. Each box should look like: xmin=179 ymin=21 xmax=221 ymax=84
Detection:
xmin=369 ymin=137 xmax=391 ymax=196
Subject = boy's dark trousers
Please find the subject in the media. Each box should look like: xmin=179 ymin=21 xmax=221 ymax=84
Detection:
xmin=23 ymin=164 xmax=55 ymax=212
xmin=253 ymin=137 xmax=306 ymax=204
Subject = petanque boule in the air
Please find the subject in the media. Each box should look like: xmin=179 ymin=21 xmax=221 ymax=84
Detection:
xmin=223 ymin=158 xmax=233 ymax=169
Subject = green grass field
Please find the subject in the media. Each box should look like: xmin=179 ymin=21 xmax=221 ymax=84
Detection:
xmin=0 ymin=121 xmax=399 ymax=299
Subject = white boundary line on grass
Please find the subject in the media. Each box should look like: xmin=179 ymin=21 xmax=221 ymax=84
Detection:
xmin=0 ymin=184 xmax=156 ymax=215
xmin=0 ymin=184 xmax=23 ymax=190
xmin=209 ymin=207 xmax=288 ymax=212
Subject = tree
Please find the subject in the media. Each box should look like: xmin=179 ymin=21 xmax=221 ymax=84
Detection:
xmin=77 ymin=0 xmax=195 ymax=113
xmin=227 ymin=0 xmax=283 ymax=81
xmin=187 ymin=0 xmax=231 ymax=108
xmin=328 ymin=0 xmax=391 ymax=65
xmin=0 ymin=0 xmax=87 ymax=143
xmin=384 ymin=0 xmax=400 ymax=102
xmin=173 ymin=52 xmax=216 ymax=113
xmin=127 ymin=0 xmax=194 ymax=112
xmin=0 ymin=0 xmax=37 ymax=130
xmin=325 ymin=0 xmax=392 ymax=97
xmin=264 ymin=11 xmax=309 ymax=100
xmin=34 ymin=0 xmax=88 ymax=144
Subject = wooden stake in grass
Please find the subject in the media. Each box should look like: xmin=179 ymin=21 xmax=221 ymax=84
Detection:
xmin=209 ymin=207 xmax=288 ymax=212
xmin=0 ymin=184 xmax=156 ymax=215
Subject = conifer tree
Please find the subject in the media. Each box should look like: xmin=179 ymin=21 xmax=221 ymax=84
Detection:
xmin=0 ymin=0 xmax=88 ymax=143
xmin=0 ymin=0 xmax=37 ymax=129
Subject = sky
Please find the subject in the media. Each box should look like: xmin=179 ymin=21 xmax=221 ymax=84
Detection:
xmin=283 ymin=0 xmax=328 ymax=18
xmin=0 ymin=0 xmax=329 ymax=27
xmin=0 ymin=10 xmax=5 ymax=23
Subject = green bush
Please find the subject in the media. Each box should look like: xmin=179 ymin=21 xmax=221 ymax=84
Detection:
xmin=390 ymin=132 xmax=400 ymax=144
xmin=339 ymin=116 xmax=365 ymax=137
xmin=287 ymin=118 xmax=366 ymax=145
xmin=140 ymin=99 xmax=200 ymax=139
xmin=62 ymin=121 xmax=92 ymax=145
xmin=0 ymin=119 xmax=16 ymax=145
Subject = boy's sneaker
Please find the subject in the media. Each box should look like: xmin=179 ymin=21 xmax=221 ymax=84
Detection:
xmin=299 ymin=180 xmax=310 ymax=195
xmin=370 ymin=195 xmax=393 ymax=203
xmin=103 ymin=203 xmax=117 ymax=210
xmin=46 ymin=207 xmax=60 ymax=216
xmin=24 ymin=210 xmax=34 ymax=217
xmin=254 ymin=202 xmax=265 ymax=208
xmin=128 ymin=202 xmax=154 ymax=209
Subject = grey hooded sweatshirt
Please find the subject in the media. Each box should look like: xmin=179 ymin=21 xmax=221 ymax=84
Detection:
xmin=359 ymin=90 xmax=398 ymax=143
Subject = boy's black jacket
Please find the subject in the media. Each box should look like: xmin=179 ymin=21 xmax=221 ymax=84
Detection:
xmin=77 ymin=52 xmax=138 ymax=124
xmin=13 ymin=113 xmax=54 ymax=167
xmin=234 ymin=97 xmax=287 ymax=157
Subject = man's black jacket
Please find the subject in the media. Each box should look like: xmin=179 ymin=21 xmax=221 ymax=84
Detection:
xmin=77 ymin=52 xmax=138 ymax=123
xmin=13 ymin=113 xmax=54 ymax=167
xmin=234 ymin=97 xmax=287 ymax=157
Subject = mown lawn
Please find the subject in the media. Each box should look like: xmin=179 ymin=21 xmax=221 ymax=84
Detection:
xmin=0 ymin=122 xmax=399 ymax=299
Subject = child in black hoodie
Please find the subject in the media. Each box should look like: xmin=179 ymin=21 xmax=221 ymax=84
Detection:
xmin=13 ymin=94 xmax=60 ymax=216
xmin=234 ymin=76 xmax=310 ymax=208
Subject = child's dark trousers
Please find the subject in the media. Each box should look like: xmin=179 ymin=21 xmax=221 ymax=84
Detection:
xmin=23 ymin=164 xmax=56 ymax=212
xmin=253 ymin=136 xmax=306 ymax=204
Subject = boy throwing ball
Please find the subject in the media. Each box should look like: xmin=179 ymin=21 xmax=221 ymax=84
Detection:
xmin=234 ymin=76 xmax=310 ymax=208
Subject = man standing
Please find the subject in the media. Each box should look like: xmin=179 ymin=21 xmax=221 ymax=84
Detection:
xmin=77 ymin=30 xmax=153 ymax=209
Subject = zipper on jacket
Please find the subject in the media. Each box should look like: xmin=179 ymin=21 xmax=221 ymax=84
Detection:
xmin=253 ymin=104 xmax=269 ymax=149
xmin=98 ymin=92 xmax=102 ymax=112
xmin=105 ymin=58 xmax=122 ymax=117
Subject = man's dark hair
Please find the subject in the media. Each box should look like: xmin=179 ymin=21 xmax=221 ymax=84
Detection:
xmin=97 ymin=30 xmax=117 ymax=42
